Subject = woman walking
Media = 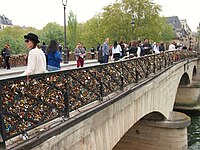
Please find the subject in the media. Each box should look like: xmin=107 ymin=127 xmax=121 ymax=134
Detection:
xmin=46 ymin=39 xmax=62 ymax=71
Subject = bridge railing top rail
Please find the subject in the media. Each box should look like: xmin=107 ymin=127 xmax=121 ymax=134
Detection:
xmin=0 ymin=50 xmax=199 ymax=148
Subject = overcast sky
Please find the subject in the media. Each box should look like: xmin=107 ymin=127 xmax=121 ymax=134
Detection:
xmin=0 ymin=0 xmax=199 ymax=32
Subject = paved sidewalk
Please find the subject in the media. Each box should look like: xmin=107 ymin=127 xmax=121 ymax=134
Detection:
xmin=0 ymin=59 xmax=99 ymax=79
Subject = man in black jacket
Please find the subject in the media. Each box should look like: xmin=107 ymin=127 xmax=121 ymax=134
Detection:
xmin=143 ymin=38 xmax=152 ymax=55
xmin=1 ymin=44 xmax=11 ymax=69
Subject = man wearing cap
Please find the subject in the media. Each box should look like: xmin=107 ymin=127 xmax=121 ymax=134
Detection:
xmin=22 ymin=33 xmax=46 ymax=75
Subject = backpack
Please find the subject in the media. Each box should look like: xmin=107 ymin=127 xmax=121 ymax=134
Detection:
xmin=98 ymin=45 xmax=103 ymax=63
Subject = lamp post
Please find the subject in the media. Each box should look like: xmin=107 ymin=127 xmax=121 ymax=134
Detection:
xmin=62 ymin=0 xmax=68 ymax=63
xmin=131 ymin=18 xmax=135 ymax=40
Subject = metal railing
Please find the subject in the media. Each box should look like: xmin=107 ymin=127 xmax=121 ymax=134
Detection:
xmin=0 ymin=50 xmax=198 ymax=148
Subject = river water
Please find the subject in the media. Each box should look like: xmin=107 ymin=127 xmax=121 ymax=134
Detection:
xmin=188 ymin=113 xmax=200 ymax=150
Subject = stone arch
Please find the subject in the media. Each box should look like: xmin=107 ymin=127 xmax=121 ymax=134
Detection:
xmin=179 ymin=73 xmax=190 ymax=85
xmin=113 ymin=111 xmax=190 ymax=150
xmin=192 ymin=66 xmax=197 ymax=78
xmin=140 ymin=111 xmax=167 ymax=121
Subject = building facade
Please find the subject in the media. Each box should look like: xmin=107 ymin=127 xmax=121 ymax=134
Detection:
xmin=0 ymin=14 xmax=13 ymax=31
xmin=166 ymin=16 xmax=196 ymax=50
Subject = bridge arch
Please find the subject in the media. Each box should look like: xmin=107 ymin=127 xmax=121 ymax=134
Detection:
xmin=192 ymin=65 xmax=197 ymax=78
xmin=140 ymin=111 xmax=166 ymax=121
xmin=113 ymin=111 xmax=190 ymax=150
xmin=179 ymin=73 xmax=190 ymax=85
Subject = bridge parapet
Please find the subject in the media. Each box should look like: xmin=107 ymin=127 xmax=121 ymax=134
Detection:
xmin=0 ymin=50 xmax=198 ymax=149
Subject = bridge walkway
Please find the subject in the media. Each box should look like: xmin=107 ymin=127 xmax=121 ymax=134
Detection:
xmin=0 ymin=59 xmax=99 ymax=79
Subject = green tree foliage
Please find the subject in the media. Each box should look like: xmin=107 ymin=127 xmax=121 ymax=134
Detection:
xmin=77 ymin=0 xmax=174 ymax=47
xmin=67 ymin=11 xmax=78 ymax=51
xmin=38 ymin=22 xmax=63 ymax=46
xmin=159 ymin=17 xmax=174 ymax=42
xmin=78 ymin=15 xmax=103 ymax=50
xmin=0 ymin=26 xmax=37 ymax=54
xmin=101 ymin=2 xmax=131 ymax=43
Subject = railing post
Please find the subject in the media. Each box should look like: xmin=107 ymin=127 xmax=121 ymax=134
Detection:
xmin=153 ymin=55 xmax=156 ymax=74
xmin=145 ymin=65 xmax=149 ymax=78
xmin=0 ymin=84 xmax=6 ymax=150
xmin=135 ymin=60 xmax=139 ymax=83
xmin=100 ymin=67 xmax=103 ymax=102
xmin=64 ymin=82 xmax=70 ymax=118
xmin=159 ymin=57 xmax=162 ymax=70
xmin=164 ymin=52 xmax=167 ymax=68
xmin=120 ymin=62 xmax=124 ymax=90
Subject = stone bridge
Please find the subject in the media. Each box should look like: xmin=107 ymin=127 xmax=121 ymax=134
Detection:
xmin=1 ymin=51 xmax=199 ymax=150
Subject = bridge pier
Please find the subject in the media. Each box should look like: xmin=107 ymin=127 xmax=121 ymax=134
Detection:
xmin=113 ymin=111 xmax=190 ymax=150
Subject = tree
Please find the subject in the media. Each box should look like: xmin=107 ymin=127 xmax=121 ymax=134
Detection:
xmin=67 ymin=11 xmax=78 ymax=51
xmin=159 ymin=17 xmax=174 ymax=42
xmin=78 ymin=0 xmax=173 ymax=46
xmin=0 ymin=26 xmax=37 ymax=54
xmin=38 ymin=22 xmax=63 ymax=46
xmin=78 ymin=15 xmax=103 ymax=49
xmin=101 ymin=2 xmax=131 ymax=42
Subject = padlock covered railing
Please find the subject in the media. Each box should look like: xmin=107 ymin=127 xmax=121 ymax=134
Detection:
xmin=0 ymin=50 xmax=198 ymax=148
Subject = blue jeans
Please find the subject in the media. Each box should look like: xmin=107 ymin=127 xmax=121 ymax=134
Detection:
xmin=103 ymin=55 xmax=109 ymax=63
xmin=47 ymin=65 xmax=60 ymax=71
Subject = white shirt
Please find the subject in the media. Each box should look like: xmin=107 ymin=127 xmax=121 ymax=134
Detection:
xmin=169 ymin=44 xmax=176 ymax=50
xmin=22 ymin=47 xmax=47 ymax=75
xmin=137 ymin=46 xmax=141 ymax=57
xmin=153 ymin=45 xmax=160 ymax=54
xmin=112 ymin=45 xmax=122 ymax=54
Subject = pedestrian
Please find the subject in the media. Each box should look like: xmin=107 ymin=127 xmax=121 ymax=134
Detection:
xmin=159 ymin=42 xmax=165 ymax=52
xmin=1 ymin=44 xmax=11 ymax=69
xmin=153 ymin=42 xmax=160 ymax=54
xmin=143 ymin=38 xmax=152 ymax=55
xmin=46 ymin=39 xmax=62 ymax=71
xmin=169 ymin=41 xmax=176 ymax=50
xmin=119 ymin=41 xmax=126 ymax=58
xmin=22 ymin=33 xmax=46 ymax=75
xmin=128 ymin=40 xmax=138 ymax=58
xmin=74 ymin=42 xmax=86 ymax=68
xmin=112 ymin=41 xmax=121 ymax=61
xmin=90 ymin=47 xmax=96 ymax=59
xmin=138 ymin=40 xmax=145 ymax=56
xmin=102 ymin=38 xmax=110 ymax=63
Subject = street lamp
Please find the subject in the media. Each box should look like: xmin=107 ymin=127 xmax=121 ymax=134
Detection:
xmin=62 ymin=0 xmax=69 ymax=64
xmin=131 ymin=18 xmax=135 ymax=40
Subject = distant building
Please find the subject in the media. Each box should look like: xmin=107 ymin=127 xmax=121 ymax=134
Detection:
xmin=0 ymin=14 xmax=13 ymax=31
xmin=180 ymin=19 xmax=194 ymax=49
xmin=166 ymin=16 xmax=197 ymax=49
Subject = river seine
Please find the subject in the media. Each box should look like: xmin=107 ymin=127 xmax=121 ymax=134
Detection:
xmin=188 ymin=114 xmax=200 ymax=150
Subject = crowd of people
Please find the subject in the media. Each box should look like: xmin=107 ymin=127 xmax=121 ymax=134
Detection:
xmin=95 ymin=38 xmax=159 ymax=63
xmin=95 ymin=38 xmax=193 ymax=64
xmin=0 ymin=32 xmax=193 ymax=75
